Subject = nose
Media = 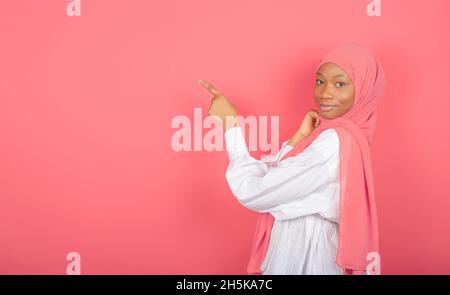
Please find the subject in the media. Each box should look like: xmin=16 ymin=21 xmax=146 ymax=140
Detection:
xmin=319 ymin=83 xmax=335 ymax=101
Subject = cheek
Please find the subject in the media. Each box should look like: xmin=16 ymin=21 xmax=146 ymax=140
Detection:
xmin=313 ymin=87 xmax=319 ymax=98
xmin=334 ymin=94 xmax=354 ymax=114
xmin=340 ymin=91 xmax=355 ymax=107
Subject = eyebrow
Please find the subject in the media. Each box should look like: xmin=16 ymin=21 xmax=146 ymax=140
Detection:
xmin=316 ymin=72 xmax=347 ymax=78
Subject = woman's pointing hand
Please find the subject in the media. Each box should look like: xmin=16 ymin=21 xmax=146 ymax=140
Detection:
xmin=198 ymin=79 xmax=239 ymax=132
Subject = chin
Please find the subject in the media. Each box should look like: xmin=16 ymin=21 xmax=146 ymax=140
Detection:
xmin=319 ymin=111 xmax=336 ymax=119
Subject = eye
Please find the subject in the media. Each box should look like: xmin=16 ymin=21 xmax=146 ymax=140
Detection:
xmin=315 ymin=79 xmax=323 ymax=85
xmin=336 ymin=82 xmax=345 ymax=88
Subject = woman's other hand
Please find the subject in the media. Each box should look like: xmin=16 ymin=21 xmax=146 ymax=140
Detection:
xmin=288 ymin=109 xmax=321 ymax=147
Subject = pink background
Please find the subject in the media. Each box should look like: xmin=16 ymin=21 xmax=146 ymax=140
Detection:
xmin=1 ymin=0 xmax=449 ymax=274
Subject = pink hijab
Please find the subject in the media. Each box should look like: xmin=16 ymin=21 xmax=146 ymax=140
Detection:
xmin=246 ymin=43 xmax=386 ymax=275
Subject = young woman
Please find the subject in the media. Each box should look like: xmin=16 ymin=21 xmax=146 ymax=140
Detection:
xmin=199 ymin=43 xmax=386 ymax=275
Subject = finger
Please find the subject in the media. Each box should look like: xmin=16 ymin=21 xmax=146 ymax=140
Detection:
xmin=312 ymin=110 xmax=319 ymax=118
xmin=311 ymin=112 xmax=320 ymax=128
xmin=198 ymin=79 xmax=221 ymax=96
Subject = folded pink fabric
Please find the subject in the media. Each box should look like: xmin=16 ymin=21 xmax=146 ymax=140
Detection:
xmin=246 ymin=43 xmax=386 ymax=275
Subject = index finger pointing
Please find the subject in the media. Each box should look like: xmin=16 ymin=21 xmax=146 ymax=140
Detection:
xmin=198 ymin=79 xmax=221 ymax=96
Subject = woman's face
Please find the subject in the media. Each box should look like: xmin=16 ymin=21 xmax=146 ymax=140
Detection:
xmin=313 ymin=62 xmax=355 ymax=119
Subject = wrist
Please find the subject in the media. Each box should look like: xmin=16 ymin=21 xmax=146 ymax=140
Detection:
xmin=224 ymin=115 xmax=239 ymax=132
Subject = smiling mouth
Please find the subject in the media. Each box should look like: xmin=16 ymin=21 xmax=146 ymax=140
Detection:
xmin=319 ymin=104 xmax=337 ymax=112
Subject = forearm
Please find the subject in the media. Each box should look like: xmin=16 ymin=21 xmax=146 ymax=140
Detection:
xmin=287 ymin=133 xmax=307 ymax=148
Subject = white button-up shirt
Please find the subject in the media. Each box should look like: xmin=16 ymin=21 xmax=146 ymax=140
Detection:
xmin=224 ymin=126 xmax=343 ymax=275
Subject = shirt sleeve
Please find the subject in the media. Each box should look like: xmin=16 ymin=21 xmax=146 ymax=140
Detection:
xmin=224 ymin=126 xmax=338 ymax=220
xmin=260 ymin=140 xmax=293 ymax=168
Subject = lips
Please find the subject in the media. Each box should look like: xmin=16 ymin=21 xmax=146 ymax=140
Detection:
xmin=319 ymin=104 xmax=337 ymax=112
